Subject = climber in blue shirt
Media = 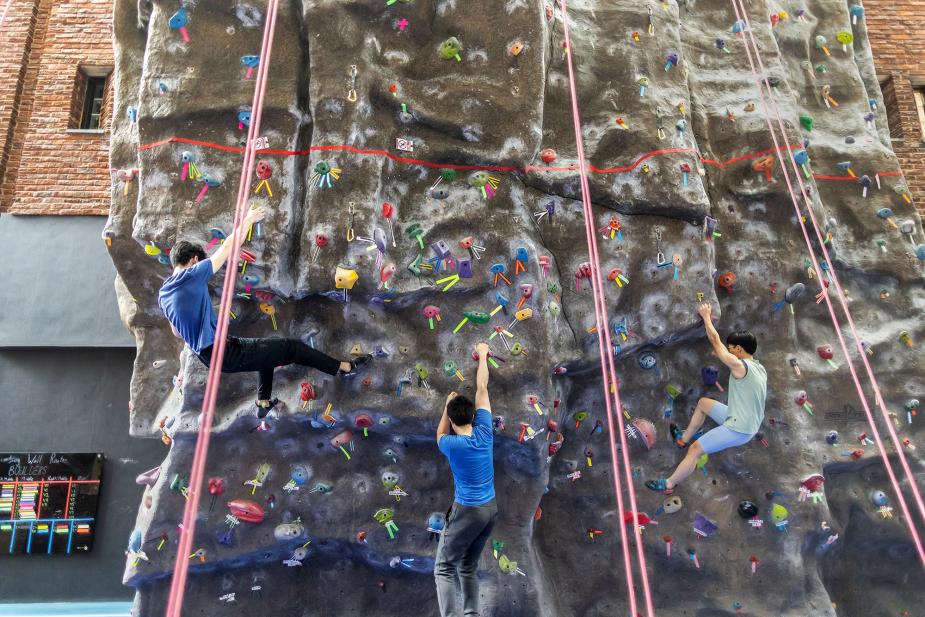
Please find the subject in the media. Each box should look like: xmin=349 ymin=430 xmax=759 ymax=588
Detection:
xmin=158 ymin=205 xmax=369 ymax=419
xmin=434 ymin=342 xmax=498 ymax=617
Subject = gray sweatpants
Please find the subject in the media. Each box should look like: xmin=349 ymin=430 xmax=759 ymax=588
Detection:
xmin=434 ymin=499 xmax=498 ymax=617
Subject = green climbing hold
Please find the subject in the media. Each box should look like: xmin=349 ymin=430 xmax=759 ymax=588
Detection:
xmin=695 ymin=453 xmax=709 ymax=469
xmin=440 ymin=169 xmax=457 ymax=182
xmin=770 ymin=503 xmax=789 ymax=523
xmin=799 ymin=115 xmax=813 ymax=131
xmin=836 ymin=31 xmax=853 ymax=46
xmin=463 ymin=311 xmax=491 ymax=324
xmin=314 ymin=161 xmax=331 ymax=174
xmin=468 ymin=171 xmax=491 ymax=187
xmin=498 ymin=554 xmax=519 ymax=574
xmin=407 ymin=254 xmax=424 ymax=277
xmin=374 ymin=508 xmax=395 ymax=524
xmin=439 ymin=37 xmax=462 ymax=61
xmin=170 ymin=474 xmax=185 ymax=492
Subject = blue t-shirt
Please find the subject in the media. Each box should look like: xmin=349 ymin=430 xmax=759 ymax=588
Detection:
xmin=438 ymin=408 xmax=495 ymax=506
xmin=158 ymin=259 xmax=216 ymax=354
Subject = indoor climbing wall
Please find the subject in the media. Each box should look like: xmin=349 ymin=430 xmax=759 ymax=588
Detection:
xmin=108 ymin=0 xmax=924 ymax=615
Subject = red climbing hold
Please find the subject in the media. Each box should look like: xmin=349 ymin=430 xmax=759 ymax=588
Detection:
xmin=623 ymin=511 xmax=657 ymax=526
xmin=718 ymin=271 xmax=737 ymax=294
xmin=227 ymin=499 xmax=265 ymax=523
xmin=800 ymin=473 xmax=824 ymax=493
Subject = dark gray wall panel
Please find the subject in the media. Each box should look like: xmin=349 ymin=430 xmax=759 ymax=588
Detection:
xmin=0 ymin=349 xmax=164 ymax=602
xmin=0 ymin=216 xmax=134 ymax=348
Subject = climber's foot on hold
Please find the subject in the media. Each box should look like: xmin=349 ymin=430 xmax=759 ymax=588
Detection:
xmin=255 ymin=398 xmax=280 ymax=419
xmin=670 ymin=424 xmax=687 ymax=449
xmin=352 ymin=353 xmax=373 ymax=371
xmin=341 ymin=354 xmax=373 ymax=376
xmin=645 ymin=479 xmax=675 ymax=495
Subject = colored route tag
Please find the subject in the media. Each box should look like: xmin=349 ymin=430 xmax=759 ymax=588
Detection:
xmin=436 ymin=274 xmax=460 ymax=291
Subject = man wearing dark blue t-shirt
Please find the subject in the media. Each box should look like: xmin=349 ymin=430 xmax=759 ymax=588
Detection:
xmin=158 ymin=206 xmax=368 ymax=418
xmin=434 ymin=342 xmax=497 ymax=617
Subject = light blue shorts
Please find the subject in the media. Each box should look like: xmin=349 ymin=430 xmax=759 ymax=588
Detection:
xmin=696 ymin=401 xmax=754 ymax=454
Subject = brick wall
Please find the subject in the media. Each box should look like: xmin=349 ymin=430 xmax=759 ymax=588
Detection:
xmin=0 ymin=0 xmax=112 ymax=216
xmin=0 ymin=0 xmax=42 ymax=210
xmin=864 ymin=0 xmax=925 ymax=216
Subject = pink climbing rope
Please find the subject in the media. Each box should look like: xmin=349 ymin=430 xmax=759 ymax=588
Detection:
xmin=731 ymin=0 xmax=925 ymax=537
xmin=164 ymin=2 xmax=281 ymax=615
xmin=729 ymin=0 xmax=925 ymax=567
xmin=559 ymin=1 xmax=656 ymax=616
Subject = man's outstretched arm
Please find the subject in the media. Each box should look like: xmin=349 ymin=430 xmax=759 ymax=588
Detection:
xmin=436 ymin=391 xmax=457 ymax=445
xmin=474 ymin=342 xmax=491 ymax=411
xmin=698 ymin=303 xmax=746 ymax=378
xmin=209 ymin=206 xmax=266 ymax=274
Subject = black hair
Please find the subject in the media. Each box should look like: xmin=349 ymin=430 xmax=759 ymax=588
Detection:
xmin=170 ymin=240 xmax=207 ymax=267
xmin=726 ymin=330 xmax=758 ymax=355
xmin=447 ymin=395 xmax=476 ymax=426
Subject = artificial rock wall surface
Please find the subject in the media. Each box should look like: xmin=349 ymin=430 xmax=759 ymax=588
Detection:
xmin=108 ymin=0 xmax=925 ymax=616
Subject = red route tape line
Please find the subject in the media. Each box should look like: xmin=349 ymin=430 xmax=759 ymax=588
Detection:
xmin=137 ymin=137 xmax=750 ymax=172
xmin=813 ymin=171 xmax=902 ymax=180
xmin=139 ymin=136 xmax=904 ymax=179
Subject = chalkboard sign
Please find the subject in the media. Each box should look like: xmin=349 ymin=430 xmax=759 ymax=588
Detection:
xmin=0 ymin=453 xmax=104 ymax=555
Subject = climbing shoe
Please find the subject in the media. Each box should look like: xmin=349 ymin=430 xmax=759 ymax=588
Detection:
xmin=342 ymin=353 xmax=373 ymax=376
xmin=255 ymin=398 xmax=280 ymax=419
xmin=645 ymin=479 xmax=674 ymax=495
xmin=351 ymin=353 xmax=373 ymax=370
xmin=670 ymin=424 xmax=687 ymax=448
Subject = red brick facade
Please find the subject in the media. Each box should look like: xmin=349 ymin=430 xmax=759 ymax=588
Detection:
xmin=865 ymin=0 xmax=925 ymax=216
xmin=0 ymin=0 xmax=112 ymax=216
